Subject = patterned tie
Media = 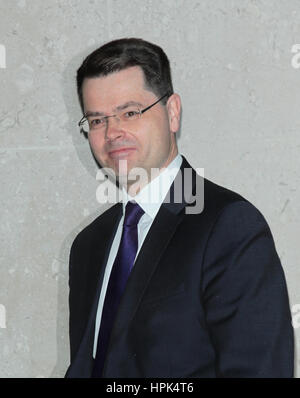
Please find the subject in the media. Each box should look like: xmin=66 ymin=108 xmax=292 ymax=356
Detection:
xmin=92 ymin=200 xmax=145 ymax=377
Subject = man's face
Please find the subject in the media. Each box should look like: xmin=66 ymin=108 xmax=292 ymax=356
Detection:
xmin=81 ymin=66 xmax=180 ymax=187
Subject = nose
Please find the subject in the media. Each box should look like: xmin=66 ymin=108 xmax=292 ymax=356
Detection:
xmin=104 ymin=115 xmax=123 ymax=141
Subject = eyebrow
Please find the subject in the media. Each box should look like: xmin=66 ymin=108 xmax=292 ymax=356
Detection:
xmin=85 ymin=100 xmax=145 ymax=117
xmin=115 ymin=101 xmax=144 ymax=111
xmin=85 ymin=111 xmax=106 ymax=117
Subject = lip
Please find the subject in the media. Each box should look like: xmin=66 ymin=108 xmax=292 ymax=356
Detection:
xmin=108 ymin=147 xmax=136 ymax=158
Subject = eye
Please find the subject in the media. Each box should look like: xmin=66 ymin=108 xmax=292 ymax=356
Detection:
xmin=89 ymin=117 xmax=106 ymax=128
xmin=123 ymin=110 xmax=140 ymax=119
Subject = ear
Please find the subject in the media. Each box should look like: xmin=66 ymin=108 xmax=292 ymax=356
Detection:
xmin=166 ymin=93 xmax=181 ymax=133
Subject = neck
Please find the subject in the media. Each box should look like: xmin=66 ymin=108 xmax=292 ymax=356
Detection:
xmin=122 ymin=149 xmax=179 ymax=197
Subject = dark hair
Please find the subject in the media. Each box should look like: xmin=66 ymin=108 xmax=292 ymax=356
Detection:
xmin=76 ymin=38 xmax=174 ymax=112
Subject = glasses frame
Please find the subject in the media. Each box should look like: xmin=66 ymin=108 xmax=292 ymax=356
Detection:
xmin=78 ymin=92 xmax=169 ymax=134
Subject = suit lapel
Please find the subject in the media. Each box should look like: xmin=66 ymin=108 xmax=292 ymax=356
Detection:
xmin=88 ymin=203 xmax=123 ymax=310
xmin=108 ymin=206 xmax=185 ymax=344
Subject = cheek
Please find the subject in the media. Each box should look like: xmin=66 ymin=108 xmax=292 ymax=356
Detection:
xmin=88 ymin=135 xmax=106 ymax=158
xmin=147 ymin=122 xmax=170 ymax=151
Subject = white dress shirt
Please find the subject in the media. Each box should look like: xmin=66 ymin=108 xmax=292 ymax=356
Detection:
xmin=93 ymin=153 xmax=183 ymax=357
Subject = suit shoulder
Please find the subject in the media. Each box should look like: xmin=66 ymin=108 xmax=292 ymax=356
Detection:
xmin=199 ymin=176 xmax=269 ymax=225
xmin=204 ymin=177 xmax=246 ymax=206
xmin=72 ymin=202 xmax=122 ymax=248
xmin=202 ymin=177 xmax=270 ymax=230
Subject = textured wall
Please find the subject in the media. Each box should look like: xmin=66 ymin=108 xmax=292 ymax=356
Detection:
xmin=0 ymin=0 xmax=299 ymax=378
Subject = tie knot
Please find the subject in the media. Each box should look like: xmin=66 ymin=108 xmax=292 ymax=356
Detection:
xmin=124 ymin=201 xmax=145 ymax=227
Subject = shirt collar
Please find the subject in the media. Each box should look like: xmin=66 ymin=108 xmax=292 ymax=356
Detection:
xmin=121 ymin=154 xmax=183 ymax=220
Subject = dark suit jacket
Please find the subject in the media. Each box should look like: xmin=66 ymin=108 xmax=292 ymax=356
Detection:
xmin=65 ymin=155 xmax=294 ymax=378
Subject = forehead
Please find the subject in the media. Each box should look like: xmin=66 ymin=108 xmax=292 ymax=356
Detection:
xmin=81 ymin=66 xmax=154 ymax=110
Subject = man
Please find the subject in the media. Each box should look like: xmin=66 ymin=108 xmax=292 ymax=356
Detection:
xmin=65 ymin=38 xmax=294 ymax=378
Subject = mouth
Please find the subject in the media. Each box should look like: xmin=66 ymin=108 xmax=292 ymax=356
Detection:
xmin=108 ymin=147 xmax=136 ymax=159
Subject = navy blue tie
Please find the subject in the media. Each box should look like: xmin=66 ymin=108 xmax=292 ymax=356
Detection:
xmin=92 ymin=200 xmax=145 ymax=377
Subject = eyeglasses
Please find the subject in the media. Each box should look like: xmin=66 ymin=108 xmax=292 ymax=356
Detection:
xmin=78 ymin=93 xmax=169 ymax=135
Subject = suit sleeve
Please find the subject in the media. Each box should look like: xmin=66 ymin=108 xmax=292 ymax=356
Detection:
xmin=201 ymin=200 xmax=294 ymax=377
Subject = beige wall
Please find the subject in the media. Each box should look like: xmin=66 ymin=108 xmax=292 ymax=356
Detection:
xmin=0 ymin=0 xmax=299 ymax=377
